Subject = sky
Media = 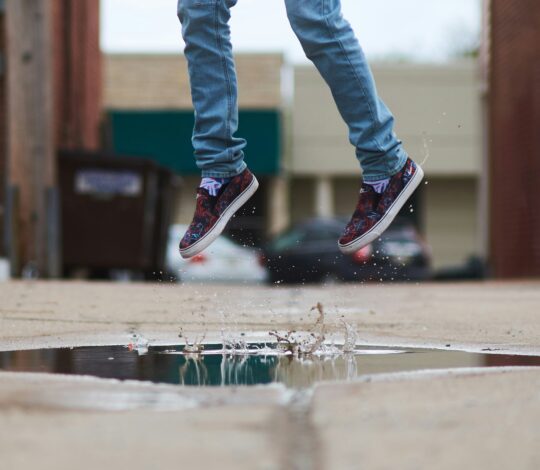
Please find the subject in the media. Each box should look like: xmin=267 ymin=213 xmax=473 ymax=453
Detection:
xmin=101 ymin=0 xmax=482 ymax=63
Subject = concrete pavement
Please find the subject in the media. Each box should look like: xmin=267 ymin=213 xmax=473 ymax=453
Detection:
xmin=1 ymin=280 xmax=540 ymax=353
xmin=1 ymin=280 xmax=540 ymax=469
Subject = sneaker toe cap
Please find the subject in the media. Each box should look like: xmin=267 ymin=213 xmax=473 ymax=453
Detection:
xmin=339 ymin=217 xmax=379 ymax=247
xmin=179 ymin=230 xmax=199 ymax=251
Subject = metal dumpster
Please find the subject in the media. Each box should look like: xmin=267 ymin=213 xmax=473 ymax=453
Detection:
xmin=59 ymin=151 xmax=177 ymax=278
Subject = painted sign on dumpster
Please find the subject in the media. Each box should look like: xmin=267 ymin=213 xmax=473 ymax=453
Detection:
xmin=75 ymin=170 xmax=143 ymax=197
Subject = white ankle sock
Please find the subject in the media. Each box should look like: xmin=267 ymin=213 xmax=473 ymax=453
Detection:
xmin=365 ymin=178 xmax=390 ymax=194
xmin=200 ymin=177 xmax=231 ymax=196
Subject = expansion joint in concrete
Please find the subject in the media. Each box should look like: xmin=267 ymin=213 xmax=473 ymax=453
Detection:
xmin=283 ymin=390 xmax=322 ymax=470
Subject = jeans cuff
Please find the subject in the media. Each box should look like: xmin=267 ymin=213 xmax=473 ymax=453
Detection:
xmin=362 ymin=149 xmax=408 ymax=182
xmin=201 ymin=161 xmax=247 ymax=179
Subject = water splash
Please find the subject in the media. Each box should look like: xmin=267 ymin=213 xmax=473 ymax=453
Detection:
xmin=341 ymin=320 xmax=358 ymax=353
xmin=179 ymin=328 xmax=206 ymax=354
xmin=169 ymin=303 xmax=361 ymax=358
xmin=22 ymin=262 xmax=40 ymax=280
xmin=179 ymin=355 xmax=207 ymax=385
xmin=420 ymin=132 xmax=431 ymax=167
xmin=269 ymin=302 xmax=334 ymax=356
xmin=221 ymin=331 xmax=255 ymax=355
xmin=128 ymin=334 xmax=149 ymax=355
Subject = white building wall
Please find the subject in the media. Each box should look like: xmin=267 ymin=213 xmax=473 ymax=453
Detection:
xmin=424 ymin=178 xmax=479 ymax=268
xmin=289 ymin=62 xmax=482 ymax=177
xmin=289 ymin=61 xmax=482 ymax=268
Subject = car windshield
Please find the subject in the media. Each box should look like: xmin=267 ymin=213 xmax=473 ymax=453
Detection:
xmin=379 ymin=227 xmax=417 ymax=242
xmin=303 ymin=226 xmax=340 ymax=242
xmin=271 ymin=229 xmax=305 ymax=251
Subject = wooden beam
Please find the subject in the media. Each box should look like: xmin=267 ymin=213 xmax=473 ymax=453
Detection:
xmin=6 ymin=0 xmax=57 ymax=276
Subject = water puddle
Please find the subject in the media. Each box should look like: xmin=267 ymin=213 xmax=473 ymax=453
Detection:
xmin=1 ymin=344 xmax=539 ymax=389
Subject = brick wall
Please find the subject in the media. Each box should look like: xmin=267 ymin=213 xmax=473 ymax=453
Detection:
xmin=488 ymin=0 xmax=540 ymax=277
xmin=104 ymin=53 xmax=284 ymax=110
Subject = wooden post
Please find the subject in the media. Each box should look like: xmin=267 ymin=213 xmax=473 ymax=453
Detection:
xmin=0 ymin=8 xmax=7 ymax=259
xmin=488 ymin=0 xmax=540 ymax=277
xmin=5 ymin=0 xmax=57 ymax=277
xmin=53 ymin=0 xmax=102 ymax=151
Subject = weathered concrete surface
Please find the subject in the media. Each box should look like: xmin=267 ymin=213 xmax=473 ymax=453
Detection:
xmin=0 ymin=281 xmax=539 ymax=353
xmin=312 ymin=369 xmax=540 ymax=470
xmin=0 ymin=373 xmax=294 ymax=470
xmin=0 ymin=376 xmax=288 ymax=470
xmin=1 ymin=280 xmax=540 ymax=470
xmin=1 ymin=407 xmax=285 ymax=470
xmin=0 ymin=372 xmax=288 ymax=411
xmin=1 ymin=368 xmax=540 ymax=470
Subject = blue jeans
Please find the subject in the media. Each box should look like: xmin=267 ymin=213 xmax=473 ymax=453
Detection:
xmin=177 ymin=0 xmax=408 ymax=181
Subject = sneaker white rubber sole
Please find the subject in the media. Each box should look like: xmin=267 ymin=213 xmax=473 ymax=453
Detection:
xmin=339 ymin=165 xmax=424 ymax=255
xmin=180 ymin=176 xmax=259 ymax=259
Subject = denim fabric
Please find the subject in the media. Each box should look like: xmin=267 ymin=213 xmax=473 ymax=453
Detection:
xmin=178 ymin=0 xmax=408 ymax=181
xmin=177 ymin=0 xmax=247 ymax=178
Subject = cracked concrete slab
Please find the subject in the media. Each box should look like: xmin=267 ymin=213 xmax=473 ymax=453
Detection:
xmin=1 ymin=281 xmax=540 ymax=469
xmin=0 ymin=403 xmax=288 ymax=470
xmin=0 ymin=373 xmax=292 ymax=470
xmin=312 ymin=368 xmax=540 ymax=470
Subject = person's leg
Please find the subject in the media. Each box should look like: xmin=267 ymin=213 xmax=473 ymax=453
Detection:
xmin=178 ymin=0 xmax=246 ymax=178
xmin=284 ymin=0 xmax=407 ymax=182
xmin=285 ymin=0 xmax=423 ymax=254
xmin=176 ymin=0 xmax=258 ymax=259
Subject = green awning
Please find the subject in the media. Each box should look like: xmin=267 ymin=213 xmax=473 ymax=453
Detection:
xmin=108 ymin=109 xmax=281 ymax=175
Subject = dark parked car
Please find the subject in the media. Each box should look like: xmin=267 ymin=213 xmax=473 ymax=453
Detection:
xmin=264 ymin=218 xmax=431 ymax=284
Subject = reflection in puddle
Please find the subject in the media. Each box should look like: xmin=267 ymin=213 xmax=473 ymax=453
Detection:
xmin=1 ymin=345 xmax=539 ymax=389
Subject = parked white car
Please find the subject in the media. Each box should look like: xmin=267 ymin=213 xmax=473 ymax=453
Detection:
xmin=166 ymin=224 xmax=268 ymax=283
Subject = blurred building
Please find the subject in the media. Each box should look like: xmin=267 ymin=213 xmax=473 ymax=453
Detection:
xmin=1 ymin=0 xmax=101 ymax=276
xmin=103 ymin=53 xmax=285 ymax=246
xmin=3 ymin=2 xmax=538 ymax=278
xmin=289 ymin=63 xmax=482 ymax=269
xmin=104 ymin=53 xmax=482 ymax=269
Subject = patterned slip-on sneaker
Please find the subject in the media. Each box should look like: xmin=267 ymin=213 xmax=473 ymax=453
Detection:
xmin=339 ymin=157 xmax=424 ymax=255
xmin=338 ymin=183 xmax=382 ymax=253
xmin=179 ymin=188 xmax=219 ymax=259
xmin=179 ymin=168 xmax=259 ymax=259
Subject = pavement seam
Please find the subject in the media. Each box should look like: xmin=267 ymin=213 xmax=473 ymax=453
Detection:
xmin=284 ymin=390 xmax=322 ymax=470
